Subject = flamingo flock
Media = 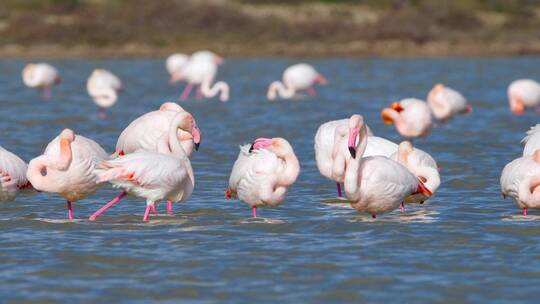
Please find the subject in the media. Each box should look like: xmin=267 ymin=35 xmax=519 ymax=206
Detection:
xmin=6 ymin=52 xmax=540 ymax=220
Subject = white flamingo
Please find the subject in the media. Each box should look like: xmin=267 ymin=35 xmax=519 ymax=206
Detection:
xmin=90 ymin=112 xmax=197 ymax=221
xmin=22 ymin=63 xmax=61 ymax=99
xmin=267 ymin=63 xmax=327 ymax=100
xmin=501 ymin=149 xmax=540 ymax=216
xmin=166 ymin=53 xmax=189 ymax=83
xmin=87 ymin=69 xmax=123 ymax=119
xmin=522 ymin=124 xmax=540 ymax=156
xmin=381 ymin=98 xmax=433 ymax=138
xmin=0 ymin=145 xmax=31 ymax=202
xmin=226 ymin=137 xmax=300 ymax=218
xmin=507 ymin=79 xmax=540 ymax=115
xmin=427 ymin=83 xmax=472 ymax=120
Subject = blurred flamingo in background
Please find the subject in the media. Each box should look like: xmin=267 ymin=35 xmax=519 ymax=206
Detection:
xmin=507 ymin=79 xmax=540 ymax=115
xmin=343 ymin=115 xmax=431 ymax=218
xmin=0 ymin=145 xmax=31 ymax=202
xmin=381 ymin=98 xmax=433 ymax=139
xmin=226 ymin=137 xmax=300 ymax=218
xmin=22 ymin=63 xmax=61 ymax=99
xmin=166 ymin=53 xmax=189 ymax=84
xmin=171 ymin=51 xmax=229 ymax=102
xmin=427 ymin=83 xmax=472 ymax=120
xmin=26 ymin=129 xmax=108 ymax=220
xmin=87 ymin=69 xmax=123 ymax=119
xmin=267 ymin=63 xmax=327 ymax=100
xmin=92 ymin=112 xmax=197 ymax=222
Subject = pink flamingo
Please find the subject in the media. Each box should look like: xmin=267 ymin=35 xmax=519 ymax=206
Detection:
xmin=0 ymin=145 xmax=32 ymax=202
xmin=267 ymin=63 xmax=327 ymax=100
xmin=381 ymin=98 xmax=433 ymax=139
xmin=226 ymin=137 xmax=300 ymax=218
xmin=22 ymin=63 xmax=61 ymax=99
xmin=507 ymin=79 xmax=540 ymax=115
xmin=91 ymin=112 xmax=196 ymax=222
xmin=87 ymin=69 xmax=123 ymax=119
xmin=427 ymin=83 xmax=472 ymax=120
xmin=166 ymin=53 xmax=189 ymax=84
xmin=26 ymin=129 xmax=109 ymax=219
xmin=501 ymin=149 xmax=540 ymax=216
xmin=344 ymin=115 xmax=431 ymax=218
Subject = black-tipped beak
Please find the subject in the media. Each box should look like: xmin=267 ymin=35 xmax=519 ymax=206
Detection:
xmin=348 ymin=147 xmax=356 ymax=159
xmin=249 ymin=144 xmax=254 ymax=153
xmin=194 ymin=142 xmax=200 ymax=151
xmin=420 ymin=201 xmax=425 ymax=204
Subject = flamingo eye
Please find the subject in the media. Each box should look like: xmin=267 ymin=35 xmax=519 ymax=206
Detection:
xmin=419 ymin=176 xmax=427 ymax=183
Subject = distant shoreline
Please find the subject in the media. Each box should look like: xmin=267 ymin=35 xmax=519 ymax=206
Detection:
xmin=2 ymin=41 xmax=540 ymax=59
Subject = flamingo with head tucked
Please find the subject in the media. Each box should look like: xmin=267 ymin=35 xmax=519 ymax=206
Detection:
xmin=26 ymin=129 xmax=109 ymax=219
xmin=226 ymin=137 xmax=300 ymax=218
xmin=501 ymin=149 xmax=540 ymax=216
xmin=166 ymin=53 xmax=189 ymax=84
xmin=0 ymin=145 xmax=32 ymax=202
xmin=87 ymin=69 xmax=123 ymax=119
xmin=267 ymin=63 xmax=327 ymax=100
xmin=314 ymin=115 xmax=396 ymax=197
xmin=427 ymin=83 xmax=472 ymax=120
xmin=390 ymin=141 xmax=440 ymax=211
xmin=343 ymin=115 xmax=431 ymax=218
xmin=507 ymin=79 xmax=540 ymax=115
xmin=22 ymin=63 xmax=61 ymax=99
xmin=381 ymin=98 xmax=433 ymax=139
xmin=172 ymin=51 xmax=228 ymax=102
xmin=92 ymin=112 xmax=196 ymax=222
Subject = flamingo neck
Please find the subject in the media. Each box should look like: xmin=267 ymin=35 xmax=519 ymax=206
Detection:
xmin=344 ymin=128 xmax=368 ymax=200
xmin=201 ymin=78 xmax=229 ymax=102
xmin=267 ymin=81 xmax=295 ymax=100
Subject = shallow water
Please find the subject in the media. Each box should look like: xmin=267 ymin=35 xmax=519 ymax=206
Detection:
xmin=1 ymin=57 xmax=540 ymax=303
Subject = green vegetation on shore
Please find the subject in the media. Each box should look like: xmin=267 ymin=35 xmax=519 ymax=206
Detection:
xmin=0 ymin=0 xmax=539 ymax=58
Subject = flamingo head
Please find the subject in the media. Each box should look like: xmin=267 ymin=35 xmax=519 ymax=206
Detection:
xmin=381 ymin=101 xmax=404 ymax=125
xmin=347 ymin=114 xmax=365 ymax=159
xmin=249 ymin=138 xmax=273 ymax=152
xmin=315 ymin=74 xmax=328 ymax=85
xmin=190 ymin=118 xmax=201 ymax=151
xmin=510 ymin=97 xmax=525 ymax=115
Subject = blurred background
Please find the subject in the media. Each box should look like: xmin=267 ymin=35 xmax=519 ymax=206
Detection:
xmin=1 ymin=0 xmax=539 ymax=58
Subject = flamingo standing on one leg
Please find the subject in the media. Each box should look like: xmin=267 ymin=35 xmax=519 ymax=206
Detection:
xmin=390 ymin=141 xmax=440 ymax=212
xmin=92 ymin=112 xmax=197 ymax=222
xmin=26 ymin=129 xmax=109 ymax=220
xmin=501 ymin=149 xmax=540 ymax=216
xmin=226 ymin=137 xmax=300 ymax=218
xmin=381 ymin=98 xmax=433 ymax=139
xmin=343 ymin=115 xmax=431 ymax=218
xmin=0 ymin=145 xmax=32 ymax=202
xmin=507 ymin=79 xmax=540 ymax=115
xmin=427 ymin=83 xmax=472 ymax=121
xmin=22 ymin=63 xmax=61 ymax=99
xmin=87 ymin=69 xmax=123 ymax=119
xmin=267 ymin=63 xmax=327 ymax=101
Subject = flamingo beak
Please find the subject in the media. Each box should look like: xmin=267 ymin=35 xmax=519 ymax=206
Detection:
xmin=381 ymin=108 xmax=395 ymax=125
xmin=391 ymin=102 xmax=404 ymax=112
xmin=192 ymin=121 xmax=201 ymax=151
xmin=215 ymin=56 xmax=224 ymax=65
xmin=316 ymin=74 xmax=328 ymax=85
xmin=415 ymin=179 xmax=432 ymax=196
xmin=225 ymin=187 xmax=232 ymax=199
xmin=249 ymin=138 xmax=273 ymax=153
xmin=348 ymin=128 xmax=359 ymax=159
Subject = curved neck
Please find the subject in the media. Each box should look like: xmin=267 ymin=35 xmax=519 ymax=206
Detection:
xmin=272 ymin=148 xmax=300 ymax=186
xmin=519 ymin=175 xmax=540 ymax=205
xmin=57 ymin=138 xmax=73 ymax=170
xmin=159 ymin=112 xmax=190 ymax=159
xmin=268 ymin=81 xmax=295 ymax=99
xmin=344 ymin=128 xmax=368 ymax=199
xmin=201 ymin=79 xmax=229 ymax=101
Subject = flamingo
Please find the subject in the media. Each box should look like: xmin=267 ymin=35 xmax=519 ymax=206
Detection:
xmin=507 ymin=79 xmax=540 ymax=115
xmin=314 ymin=115 xmax=396 ymax=197
xmin=92 ymin=112 xmax=196 ymax=222
xmin=522 ymin=124 xmax=540 ymax=156
xmin=226 ymin=137 xmax=300 ymax=218
xmin=22 ymin=63 xmax=61 ymax=99
xmin=501 ymin=149 xmax=540 ymax=216
xmin=381 ymin=98 xmax=433 ymax=138
xmin=390 ymin=141 xmax=440 ymax=211
xmin=427 ymin=83 xmax=472 ymax=120
xmin=113 ymin=102 xmax=200 ymax=215
xmin=0 ymin=145 xmax=32 ymax=202
xmin=166 ymin=53 xmax=189 ymax=83
xmin=87 ymin=69 xmax=123 ymax=119
xmin=343 ymin=115 xmax=431 ymax=218
xmin=172 ymin=51 xmax=229 ymax=102
xmin=26 ymin=129 xmax=109 ymax=220
xmin=267 ymin=63 xmax=327 ymax=100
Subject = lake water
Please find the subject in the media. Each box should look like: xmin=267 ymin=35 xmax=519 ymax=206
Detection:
xmin=1 ymin=57 xmax=540 ymax=303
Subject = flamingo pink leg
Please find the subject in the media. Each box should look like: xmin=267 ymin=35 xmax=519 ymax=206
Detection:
xmin=306 ymin=87 xmax=316 ymax=96
xmin=336 ymin=183 xmax=342 ymax=197
xmin=400 ymin=202 xmax=405 ymax=213
xmin=66 ymin=201 xmax=73 ymax=220
xmin=196 ymin=86 xmax=203 ymax=100
xmin=167 ymin=200 xmax=173 ymax=215
xmin=151 ymin=205 xmax=156 ymax=214
xmin=523 ymin=208 xmax=527 ymax=216
xmin=99 ymin=107 xmax=107 ymax=119
xmin=180 ymin=83 xmax=193 ymax=101
xmin=252 ymin=206 xmax=257 ymax=218
xmin=89 ymin=191 xmax=127 ymax=221
xmin=143 ymin=205 xmax=152 ymax=222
